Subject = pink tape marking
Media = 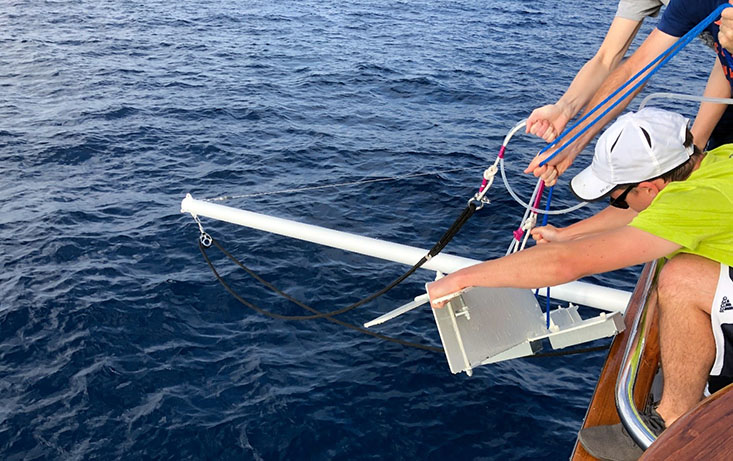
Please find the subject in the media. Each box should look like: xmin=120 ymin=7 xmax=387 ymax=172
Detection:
xmin=532 ymin=181 xmax=545 ymax=209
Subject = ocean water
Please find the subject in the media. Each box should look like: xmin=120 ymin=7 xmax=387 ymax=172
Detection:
xmin=0 ymin=0 xmax=714 ymax=459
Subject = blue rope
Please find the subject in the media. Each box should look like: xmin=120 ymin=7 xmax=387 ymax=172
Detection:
xmin=530 ymin=4 xmax=729 ymax=331
xmin=533 ymin=4 xmax=730 ymax=328
xmin=537 ymin=3 xmax=731 ymax=168
xmin=541 ymin=186 xmax=553 ymax=227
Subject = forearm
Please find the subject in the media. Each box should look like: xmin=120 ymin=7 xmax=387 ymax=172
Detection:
xmin=558 ymin=18 xmax=642 ymax=118
xmin=435 ymin=229 xmax=643 ymax=294
xmin=558 ymin=28 xmax=678 ymax=159
xmin=691 ymin=58 xmax=732 ymax=149
xmin=557 ymin=206 xmax=638 ymax=240
xmin=440 ymin=243 xmax=581 ymax=294
xmin=556 ymin=59 xmax=617 ymax=121
xmin=429 ymin=226 xmax=681 ymax=306
xmin=562 ymin=64 xmax=642 ymax=158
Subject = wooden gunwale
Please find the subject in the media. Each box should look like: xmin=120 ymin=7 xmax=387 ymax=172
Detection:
xmin=571 ymin=261 xmax=660 ymax=460
xmin=640 ymin=382 xmax=733 ymax=459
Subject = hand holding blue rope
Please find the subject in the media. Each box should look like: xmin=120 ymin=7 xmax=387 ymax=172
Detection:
xmin=531 ymin=3 xmax=732 ymax=172
xmin=527 ymin=3 xmax=731 ymax=327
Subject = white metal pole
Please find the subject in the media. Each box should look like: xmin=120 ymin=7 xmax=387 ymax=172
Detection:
xmin=181 ymin=194 xmax=631 ymax=312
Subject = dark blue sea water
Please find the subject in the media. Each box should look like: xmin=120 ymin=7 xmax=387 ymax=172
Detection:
xmin=1 ymin=0 xmax=714 ymax=459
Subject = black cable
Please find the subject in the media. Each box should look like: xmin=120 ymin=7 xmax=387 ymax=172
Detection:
xmin=527 ymin=344 xmax=610 ymax=359
xmin=210 ymin=201 xmax=476 ymax=320
xmin=195 ymin=198 xmax=611 ymax=358
xmin=200 ymin=238 xmax=611 ymax=357
xmin=200 ymin=239 xmax=443 ymax=352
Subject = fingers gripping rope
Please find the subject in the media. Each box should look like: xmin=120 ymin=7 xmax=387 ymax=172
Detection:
xmin=497 ymin=120 xmax=588 ymax=215
xmin=536 ymin=3 xmax=733 ymax=168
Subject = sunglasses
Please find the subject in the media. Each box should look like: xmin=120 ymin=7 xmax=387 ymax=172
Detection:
xmin=609 ymin=184 xmax=636 ymax=209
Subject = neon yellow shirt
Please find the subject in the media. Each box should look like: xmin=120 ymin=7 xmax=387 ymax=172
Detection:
xmin=629 ymin=144 xmax=733 ymax=266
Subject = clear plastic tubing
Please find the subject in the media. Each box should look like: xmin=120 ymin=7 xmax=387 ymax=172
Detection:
xmin=499 ymin=157 xmax=588 ymax=215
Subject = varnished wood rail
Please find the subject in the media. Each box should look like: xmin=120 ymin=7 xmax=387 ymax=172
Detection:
xmin=640 ymin=382 xmax=733 ymax=459
xmin=571 ymin=261 xmax=660 ymax=460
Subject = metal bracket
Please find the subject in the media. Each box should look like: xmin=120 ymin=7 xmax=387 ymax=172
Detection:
xmin=431 ymin=287 xmax=625 ymax=375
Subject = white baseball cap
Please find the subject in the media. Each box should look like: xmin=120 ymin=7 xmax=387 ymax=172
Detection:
xmin=570 ymin=108 xmax=693 ymax=201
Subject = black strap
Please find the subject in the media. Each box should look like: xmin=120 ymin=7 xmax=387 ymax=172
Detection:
xmin=199 ymin=239 xmax=443 ymax=352
xmin=207 ymin=201 xmax=477 ymax=320
xmin=201 ymin=238 xmax=611 ymax=357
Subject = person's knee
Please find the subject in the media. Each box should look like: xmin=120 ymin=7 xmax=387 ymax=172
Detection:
xmin=657 ymin=254 xmax=718 ymax=313
xmin=658 ymin=254 xmax=697 ymax=298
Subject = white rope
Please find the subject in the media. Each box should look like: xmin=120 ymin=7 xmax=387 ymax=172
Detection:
xmin=496 ymin=120 xmax=589 ymax=215
xmin=519 ymin=214 xmax=537 ymax=252
xmin=502 ymin=119 xmax=528 ymax=145
xmin=500 ymin=157 xmax=588 ymax=215
xmin=638 ymin=92 xmax=733 ymax=110
xmin=203 ymin=167 xmax=476 ymax=202
xmin=506 ymin=179 xmax=542 ymax=255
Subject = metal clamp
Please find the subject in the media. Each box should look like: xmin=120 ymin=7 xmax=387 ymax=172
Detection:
xmin=192 ymin=213 xmax=213 ymax=248
xmin=455 ymin=305 xmax=471 ymax=321
xmin=200 ymin=232 xmax=213 ymax=248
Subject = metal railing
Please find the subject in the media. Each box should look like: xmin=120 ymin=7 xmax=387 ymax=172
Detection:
xmin=615 ymin=259 xmax=660 ymax=449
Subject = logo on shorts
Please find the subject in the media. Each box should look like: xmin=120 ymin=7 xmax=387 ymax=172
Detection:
xmin=721 ymin=296 xmax=733 ymax=313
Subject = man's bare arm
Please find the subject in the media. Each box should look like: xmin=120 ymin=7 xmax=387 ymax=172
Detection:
xmin=427 ymin=225 xmax=680 ymax=307
xmin=527 ymin=17 xmax=643 ymax=142
xmin=531 ymin=205 xmax=638 ymax=243
xmin=525 ymin=28 xmax=679 ymax=182
xmin=691 ymin=57 xmax=732 ymax=149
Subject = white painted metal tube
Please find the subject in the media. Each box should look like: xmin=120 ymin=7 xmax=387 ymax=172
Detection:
xmin=182 ymin=194 xmax=478 ymax=272
xmin=182 ymin=194 xmax=631 ymax=313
